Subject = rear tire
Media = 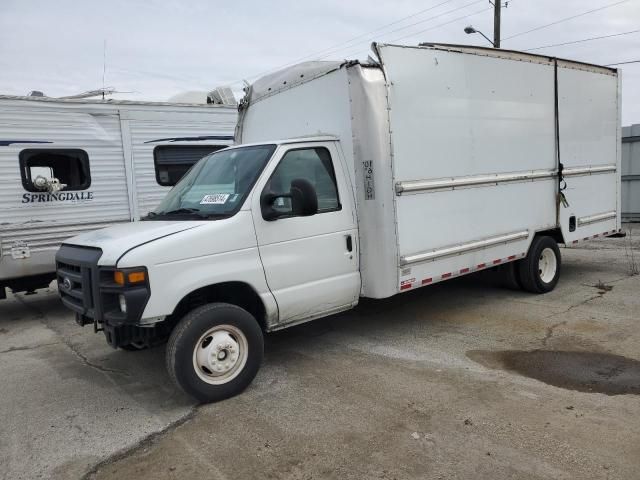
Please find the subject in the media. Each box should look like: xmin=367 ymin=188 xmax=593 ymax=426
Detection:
xmin=517 ymin=236 xmax=561 ymax=293
xmin=166 ymin=303 xmax=263 ymax=403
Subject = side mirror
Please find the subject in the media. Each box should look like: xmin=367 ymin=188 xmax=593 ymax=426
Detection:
xmin=260 ymin=191 xmax=281 ymax=221
xmin=260 ymin=178 xmax=318 ymax=221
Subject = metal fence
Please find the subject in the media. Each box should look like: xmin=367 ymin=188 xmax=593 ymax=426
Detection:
xmin=623 ymin=124 xmax=640 ymax=222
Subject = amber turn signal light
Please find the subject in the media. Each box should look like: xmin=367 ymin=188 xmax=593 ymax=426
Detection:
xmin=113 ymin=270 xmax=146 ymax=286
xmin=127 ymin=271 xmax=146 ymax=284
xmin=114 ymin=271 xmax=125 ymax=286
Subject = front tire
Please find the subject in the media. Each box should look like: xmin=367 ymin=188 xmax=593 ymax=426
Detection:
xmin=166 ymin=303 xmax=264 ymax=403
xmin=517 ymin=236 xmax=561 ymax=293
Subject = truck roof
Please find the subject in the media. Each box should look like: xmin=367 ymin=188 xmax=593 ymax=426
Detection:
xmin=246 ymin=42 xmax=617 ymax=105
xmin=413 ymin=42 xmax=617 ymax=75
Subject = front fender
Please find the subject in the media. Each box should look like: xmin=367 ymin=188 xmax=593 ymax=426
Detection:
xmin=115 ymin=211 xmax=277 ymax=324
xmin=141 ymin=246 xmax=277 ymax=323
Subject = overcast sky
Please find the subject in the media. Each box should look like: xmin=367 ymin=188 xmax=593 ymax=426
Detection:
xmin=1 ymin=0 xmax=639 ymax=124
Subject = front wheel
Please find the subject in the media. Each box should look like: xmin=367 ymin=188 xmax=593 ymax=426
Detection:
xmin=166 ymin=303 xmax=264 ymax=403
xmin=517 ymin=236 xmax=561 ymax=294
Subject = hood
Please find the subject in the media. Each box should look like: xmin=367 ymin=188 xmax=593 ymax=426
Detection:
xmin=64 ymin=220 xmax=205 ymax=265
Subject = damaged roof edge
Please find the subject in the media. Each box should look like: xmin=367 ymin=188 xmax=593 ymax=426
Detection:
xmin=245 ymin=60 xmax=363 ymax=105
xmin=242 ymin=41 xmax=617 ymax=110
xmin=407 ymin=42 xmax=617 ymax=76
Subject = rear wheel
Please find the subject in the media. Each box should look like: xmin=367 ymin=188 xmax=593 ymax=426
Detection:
xmin=166 ymin=303 xmax=263 ymax=403
xmin=517 ymin=236 xmax=561 ymax=293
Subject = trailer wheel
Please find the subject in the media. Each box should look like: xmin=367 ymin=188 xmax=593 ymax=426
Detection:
xmin=166 ymin=303 xmax=263 ymax=403
xmin=517 ymin=236 xmax=561 ymax=294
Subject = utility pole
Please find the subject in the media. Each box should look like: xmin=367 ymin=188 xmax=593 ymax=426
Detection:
xmin=493 ymin=0 xmax=501 ymax=48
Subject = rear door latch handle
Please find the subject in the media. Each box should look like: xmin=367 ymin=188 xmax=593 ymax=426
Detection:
xmin=346 ymin=235 xmax=353 ymax=252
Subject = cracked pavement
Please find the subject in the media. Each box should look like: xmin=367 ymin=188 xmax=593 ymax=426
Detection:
xmin=0 ymin=284 xmax=194 ymax=480
xmin=1 ymin=225 xmax=639 ymax=480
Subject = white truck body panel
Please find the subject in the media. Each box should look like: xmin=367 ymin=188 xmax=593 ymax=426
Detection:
xmin=239 ymin=43 xmax=621 ymax=300
xmin=0 ymin=95 xmax=236 ymax=288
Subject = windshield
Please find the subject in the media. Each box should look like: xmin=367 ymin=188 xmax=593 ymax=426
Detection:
xmin=146 ymin=144 xmax=276 ymax=220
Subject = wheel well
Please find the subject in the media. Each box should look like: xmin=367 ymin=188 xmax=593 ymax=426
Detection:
xmin=535 ymin=228 xmax=565 ymax=245
xmin=170 ymin=282 xmax=267 ymax=331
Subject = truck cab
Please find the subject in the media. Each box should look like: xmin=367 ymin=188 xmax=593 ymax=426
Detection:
xmin=56 ymin=137 xmax=360 ymax=402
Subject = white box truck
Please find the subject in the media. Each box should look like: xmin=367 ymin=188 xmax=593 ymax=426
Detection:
xmin=55 ymin=43 xmax=622 ymax=402
xmin=0 ymin=93 xmax=236 ymax=298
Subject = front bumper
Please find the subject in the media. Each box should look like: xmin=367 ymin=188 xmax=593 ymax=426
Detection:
xmin=56 ymin=244 xmax=151 ymax=346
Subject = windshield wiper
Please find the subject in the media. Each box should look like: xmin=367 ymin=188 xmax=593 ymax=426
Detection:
xmin=144 ymin=208 xmax=230 ymax=220
xmin=200 ymin=213 xmax=232 ymax=219
xmin=142 ymin=208 xmax=202 ymax=220
xmin=162 ymin=208 xmax=202 ymax=215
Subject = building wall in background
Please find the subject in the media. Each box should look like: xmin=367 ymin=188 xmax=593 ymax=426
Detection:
xmin=622 ymin=125 xmax=640 ymax=222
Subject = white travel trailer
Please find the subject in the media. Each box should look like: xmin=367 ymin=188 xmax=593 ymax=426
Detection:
xmin=0 ymin=94 xmax=237 ymax=297
xmin=56 ymin=43 xmax=621 ymax=402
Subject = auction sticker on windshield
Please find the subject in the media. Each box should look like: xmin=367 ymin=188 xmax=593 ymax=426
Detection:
xmin=200 ymin=194 xmax=230 ymax=205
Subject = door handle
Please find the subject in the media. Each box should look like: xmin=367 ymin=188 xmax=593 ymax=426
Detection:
xmin=346 ymin=234 xmax=353 ymax=252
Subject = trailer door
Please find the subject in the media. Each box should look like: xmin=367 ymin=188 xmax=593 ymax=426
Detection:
xmin=556 ymin=63 xmax=621 ymax=242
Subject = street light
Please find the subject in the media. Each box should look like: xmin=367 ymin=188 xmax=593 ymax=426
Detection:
xmin=464 ymin=25 xmax=495 ymax=47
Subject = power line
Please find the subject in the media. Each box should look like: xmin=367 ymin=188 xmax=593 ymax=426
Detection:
xmin=523 ymin=29 xmax=640 ymax=51
xmin=321 ymin=0 xmax=485 ymax=57
xmin=390 ymin=6 xmax=490 ymax=43
xmin=315 ymin=1 xmax=486 ymax=61
xmin=606 ymin=59 xmax=640 ymax=66
xmin=281 ymin=0 xmax=459 ymax=62
xmin=503 ymin=0 xmax=631 ymax=42
xmin=227 ymin=0 xmax=485 ymax=86
xmin=332 ymin=5 xmax=491 ymax=61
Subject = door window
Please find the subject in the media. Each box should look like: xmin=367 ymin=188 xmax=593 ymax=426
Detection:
xmin=265 ymin=147 xmax=340 ymax=215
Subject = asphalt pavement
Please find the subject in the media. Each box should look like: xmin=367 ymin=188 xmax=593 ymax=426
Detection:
xmin=1 ymin=225 xmax=639 ymax=480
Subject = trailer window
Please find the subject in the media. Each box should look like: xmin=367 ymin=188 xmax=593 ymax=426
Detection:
xmin=265 ymin=147 xmax=340 ymax=214
xmin=19 ymin=149 xmax=91 ymax=192
xmin=154 ymin=145 xmax=227 ymax=186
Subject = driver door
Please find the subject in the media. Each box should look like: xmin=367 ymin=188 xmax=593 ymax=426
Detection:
xmin=251 ymin=142 xmax=360 ymax=325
